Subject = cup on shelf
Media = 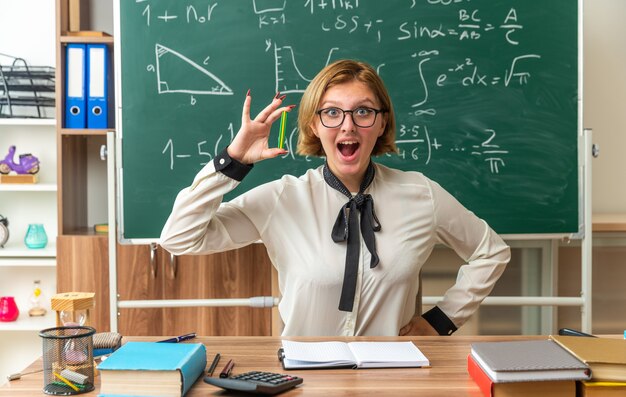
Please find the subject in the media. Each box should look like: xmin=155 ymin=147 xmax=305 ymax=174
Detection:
xmin=24 ymin=223 xmax=48 ymax=249
xmin=0 ymin=296 xmax=20 ymax=322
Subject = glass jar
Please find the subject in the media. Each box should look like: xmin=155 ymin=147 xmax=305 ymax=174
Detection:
xmin=0 ymin=296 xmax=19 ymax=322
xmin=24 ymin=223 xmax=48 ymax=249
xmin=29 ymin=280 xmax=47 ymax=317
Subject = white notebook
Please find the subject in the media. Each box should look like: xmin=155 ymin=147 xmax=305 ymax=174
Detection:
xmin=280 ymin=340 xmax=429 ymax=369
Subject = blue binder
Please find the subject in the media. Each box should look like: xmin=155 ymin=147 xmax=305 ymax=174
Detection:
xmin=65 ymin=44 xmax=86 ymax=128
xmin=86 ymin=44 xmax=109 ymax=129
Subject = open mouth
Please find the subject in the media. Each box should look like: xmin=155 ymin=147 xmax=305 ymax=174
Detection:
xmin=338 ymin=141 xmax=359 ymax=158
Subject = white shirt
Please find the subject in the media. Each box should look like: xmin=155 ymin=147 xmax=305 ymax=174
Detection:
xmin=159 ymin=161 xmax=510 ymax=336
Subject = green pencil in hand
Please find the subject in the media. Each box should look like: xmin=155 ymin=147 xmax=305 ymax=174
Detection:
xmin=278 ymin=111 xmax=287 ymax=149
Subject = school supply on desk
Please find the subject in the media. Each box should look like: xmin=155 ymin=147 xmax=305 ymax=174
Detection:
xmin=53 ymin=371 xmax=80 ymax=391
xmin=157 ymin=332 xmax=196 ymax=343
xmin=206 ymin=353 xmax=220 ymax=377
xmin=93 ymin=332 xmax=122 ymax=356
xmin=39 ymin=326 xmax=96 ymax=395
xmin=60 ymin=368 xmax=89 ymax=385
xmin=204 ymin=370 xmax=303 ymax=395
xmin=467 ymin=354 xmax=575 ymax=397
xmin=550 ymin=335 xmax=626 ymax=381
xmin=97 ymin=341 xmax=207 ymax=397
xmin=219 ymin=359 xmax=234 ymax=378
xmin=577 ymin=381 xmax=626 ymax=397
xmin=470 ymin=340 xmax=590 ymax=382
xmin=278 ymin=340 xmax=429 ymax=370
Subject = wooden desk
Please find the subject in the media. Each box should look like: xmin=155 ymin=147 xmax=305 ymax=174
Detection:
xmin=0 ymin=335 xmax=541 ymax=397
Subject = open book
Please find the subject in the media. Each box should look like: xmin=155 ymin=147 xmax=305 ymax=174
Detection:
xmin=279 ymin=340 xmax=429 ymax=369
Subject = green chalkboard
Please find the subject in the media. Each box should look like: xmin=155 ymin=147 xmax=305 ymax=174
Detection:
xmin=116 ymin=0 xmax=580 ymax=241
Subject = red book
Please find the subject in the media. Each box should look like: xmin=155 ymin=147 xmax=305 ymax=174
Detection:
xmin=467 ymin=355 xmax=574 ymax=397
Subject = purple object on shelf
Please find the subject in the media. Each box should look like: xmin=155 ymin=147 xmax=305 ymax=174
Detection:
xmin=0 ymin=145 xmax=40 ymax=174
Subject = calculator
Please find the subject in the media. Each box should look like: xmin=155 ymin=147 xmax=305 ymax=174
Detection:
xmin=204 ymin=371 xmax=303 ymax=395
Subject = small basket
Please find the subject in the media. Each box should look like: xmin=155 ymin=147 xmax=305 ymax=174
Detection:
xmin=39 ymin=326 xmax=96 ymax=395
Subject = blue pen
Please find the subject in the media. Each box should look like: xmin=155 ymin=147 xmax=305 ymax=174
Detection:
xmin=157 ymin=332 xmax=196 ymax=343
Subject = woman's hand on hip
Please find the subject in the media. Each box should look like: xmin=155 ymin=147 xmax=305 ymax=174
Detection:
xmin=399 ymin=315 xmax=439 ymax=336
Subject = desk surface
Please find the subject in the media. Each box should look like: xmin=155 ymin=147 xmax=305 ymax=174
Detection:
xmin=1 ymin=335 xmax=543 ymax=397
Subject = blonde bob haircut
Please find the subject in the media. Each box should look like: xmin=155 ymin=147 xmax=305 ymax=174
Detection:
xmin=297 ymin=59 xmax=398 ymax=157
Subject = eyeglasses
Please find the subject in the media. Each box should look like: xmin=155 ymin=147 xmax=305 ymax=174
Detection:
xmin=316 ymin=107 xmax=386 ymax=128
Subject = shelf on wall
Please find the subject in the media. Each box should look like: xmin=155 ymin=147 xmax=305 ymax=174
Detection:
xmin=0 ymin=118 xmax=56 ymax=126
xmin=0 ymin=183 xmax=57 ymax=192
xmin=0 ymin=257 xmax=56 ymax=267
xmin=0 ymin=241 xmax=56 ymax=258
xmin=0 ymin=310 xmax=56 ymax=331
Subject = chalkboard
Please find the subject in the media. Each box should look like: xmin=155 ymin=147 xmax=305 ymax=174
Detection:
xmin=116 ymin=0 xmax=580 ymax=241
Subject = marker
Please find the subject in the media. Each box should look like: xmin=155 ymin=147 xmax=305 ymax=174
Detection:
xmin=278 ymin=111 xmax=287 ymax=149
xmin=157 ymin=332 xmax=196 ymax=343
xmin=219 ymin=359 xmax=234 ymax=378
xmin=207 ymin=353 xmax=221 ymax=377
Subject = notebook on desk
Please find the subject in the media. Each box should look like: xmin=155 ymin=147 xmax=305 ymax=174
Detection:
xmin=278 ymin=340 xmax=429 ymax=370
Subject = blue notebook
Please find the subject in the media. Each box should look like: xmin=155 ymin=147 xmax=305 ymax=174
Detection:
xmin=97 ymin=342 xmax=206 ymax=397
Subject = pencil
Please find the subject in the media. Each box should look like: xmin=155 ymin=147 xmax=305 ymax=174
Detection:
xmin=53 ymin=372 xmax=80 ymax=392
xmin=278 ymin=111 xmax=287 ymax=149
xmin=207 ymin=353 xmax=221 ymax=377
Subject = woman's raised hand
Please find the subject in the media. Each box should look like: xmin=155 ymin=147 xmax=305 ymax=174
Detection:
xmin=227 ymin=90 xmax=295 ymax=164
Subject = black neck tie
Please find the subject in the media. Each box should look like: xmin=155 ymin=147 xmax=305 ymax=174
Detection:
xmin=323 ymin=162 xmax=381 ymax=312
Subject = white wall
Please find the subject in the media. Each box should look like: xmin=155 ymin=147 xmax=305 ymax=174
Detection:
xmin=0 ymin=0 xmax=56 ymax=386
xmin=0 ymin=0 xmax=55 ymax=67
xmin=585 ymin=0 xmax=626 ymax=213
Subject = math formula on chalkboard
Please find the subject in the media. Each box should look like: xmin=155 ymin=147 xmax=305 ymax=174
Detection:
xmin=117 ymin=0 xmax=580 ymax=239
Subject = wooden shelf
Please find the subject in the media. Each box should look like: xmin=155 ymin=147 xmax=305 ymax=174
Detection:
xmin=60 ymin=128 xmax=113 ymax=136
xmin=61 ymin=227 xmax=108 ymax=237
xmin=60 ymin=35 xmax=113 ymax=44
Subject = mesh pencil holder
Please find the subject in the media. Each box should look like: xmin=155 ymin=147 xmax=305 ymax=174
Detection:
xmin=39 ymin=326 xmax=96 ymax=395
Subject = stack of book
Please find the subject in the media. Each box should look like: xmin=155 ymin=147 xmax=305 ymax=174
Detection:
xmin=550 ymin=335 xmax=626 ymax=397
xmin=468 ymin=339 xmax=591 ymax=397
xmin=97 ymin=342 xmax=207 ymax=397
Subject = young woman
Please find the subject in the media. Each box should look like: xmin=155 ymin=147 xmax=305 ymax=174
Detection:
xmin=160 ymin=59 xmax=510 ymax=336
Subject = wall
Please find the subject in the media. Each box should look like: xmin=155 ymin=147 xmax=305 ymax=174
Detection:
xmin=586 ymin=0 xmax=626 ymax=213
xmin=0 ymin=0 xmax=55 ymax=66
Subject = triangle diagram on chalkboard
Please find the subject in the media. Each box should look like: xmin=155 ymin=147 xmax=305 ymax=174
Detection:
xmin=155 ymin=43 xmax=233 ymax=95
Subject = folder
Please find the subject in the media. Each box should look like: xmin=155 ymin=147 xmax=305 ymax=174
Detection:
xmin=86 ymin=44 xmax=109 ymax=129
xmin=65 ymin=44 xmax=86 ymax=128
